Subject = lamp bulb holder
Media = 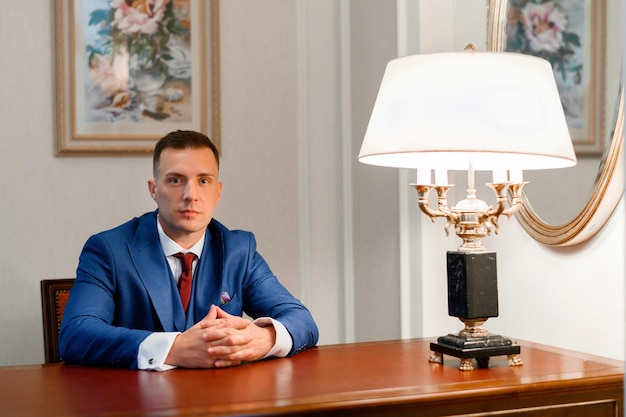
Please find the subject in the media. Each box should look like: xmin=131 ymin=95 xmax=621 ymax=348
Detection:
xmin=413 ymin=180 xmax=527 ymax=252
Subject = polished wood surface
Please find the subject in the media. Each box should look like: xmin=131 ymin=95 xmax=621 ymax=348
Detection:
xmin=1 ymin=339 xmax=622 ymax=416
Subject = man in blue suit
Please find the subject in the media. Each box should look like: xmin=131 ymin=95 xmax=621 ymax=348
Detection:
xmin=59 ymin=130 xmax=319 ymax=370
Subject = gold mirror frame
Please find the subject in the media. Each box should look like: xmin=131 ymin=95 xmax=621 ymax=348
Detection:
xmin=487 ymin=0 xmax=624 ymax=246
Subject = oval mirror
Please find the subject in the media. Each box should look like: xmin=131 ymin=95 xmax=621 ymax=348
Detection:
xmin=487 ymin=0 xmax=624 ymax=246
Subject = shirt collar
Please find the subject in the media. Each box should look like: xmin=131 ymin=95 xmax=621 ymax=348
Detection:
xmin=156 ymin=217 xmax=205 ymax=259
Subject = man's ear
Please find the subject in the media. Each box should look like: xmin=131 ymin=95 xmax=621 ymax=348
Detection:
xmin=148 ymin=179 xmax=157 ymax=202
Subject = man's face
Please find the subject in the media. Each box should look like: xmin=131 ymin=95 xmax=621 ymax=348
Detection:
xmin=148 ymin=147 xmax=222 ymax=248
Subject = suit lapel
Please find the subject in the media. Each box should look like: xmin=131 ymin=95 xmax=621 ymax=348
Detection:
xmin=128 ymin=212 xmax=187 ymax=332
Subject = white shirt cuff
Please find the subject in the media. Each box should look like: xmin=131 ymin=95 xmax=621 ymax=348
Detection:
xmin=253 ymin=317 xmax=293 ymax=358
xmin=137 ymin=318 xmax=292 ymax=370
xmin=137 ymin=332 xmax=180 ymax=371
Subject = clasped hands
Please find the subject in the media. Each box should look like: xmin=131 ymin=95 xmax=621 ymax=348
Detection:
xmin=165 ymin=304 xmax=276 ymax=368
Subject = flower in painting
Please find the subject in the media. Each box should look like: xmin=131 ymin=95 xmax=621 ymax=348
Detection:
xmin=110 ymin=0 xmax=167 ymax=36
xmin=88 ymin=0 xmax=184 ymax=67
xmin=88 ymin=53 xmax=123 ymax=97
xmin=521 ymin=2 xmax=567 ymax=53
xmin=506 ymin=0 xmax=582 ymax=85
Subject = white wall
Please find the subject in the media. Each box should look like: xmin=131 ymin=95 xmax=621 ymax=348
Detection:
xmin=0 ymin=0 xmax=622 ymax=366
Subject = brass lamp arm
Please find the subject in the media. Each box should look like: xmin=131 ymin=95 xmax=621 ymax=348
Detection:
xmin=415 ymin=184 xmax=459 ymax=236
xmin=487 ymin=182 xmax=527 ymax=233
xmin=413 ymin=181 xmax=527 ymax=249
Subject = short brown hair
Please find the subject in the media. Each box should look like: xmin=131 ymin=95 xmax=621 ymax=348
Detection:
xmin=153 ymin=130 xmax=219 ymax=177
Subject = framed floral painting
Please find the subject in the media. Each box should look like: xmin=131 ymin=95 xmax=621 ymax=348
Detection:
xmin=505 ymin=0 xmax=606 ymax=155
xmin=53 ymin=0 xmax=220 ymax=155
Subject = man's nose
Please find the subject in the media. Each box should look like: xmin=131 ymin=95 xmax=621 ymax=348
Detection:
xmin=183 ymin=182 xmax=198 ymax=200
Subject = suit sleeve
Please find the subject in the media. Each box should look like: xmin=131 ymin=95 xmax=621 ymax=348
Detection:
xmin=236 ymin=233 xmax=319 ymax=356
xmin=59 ymin=234 xmax=151 ymax=369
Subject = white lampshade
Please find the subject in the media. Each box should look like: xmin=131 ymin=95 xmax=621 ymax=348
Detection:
xmin=358 ymin=51 xmax=577 ymax=171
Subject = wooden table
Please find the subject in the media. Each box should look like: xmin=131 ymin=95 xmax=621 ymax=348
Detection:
xmin=1 ymin=339 xmax=622 ymax=416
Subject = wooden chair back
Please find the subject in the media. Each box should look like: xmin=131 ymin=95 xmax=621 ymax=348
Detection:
xmin=40 ymin=278 xmax=75 ymax=363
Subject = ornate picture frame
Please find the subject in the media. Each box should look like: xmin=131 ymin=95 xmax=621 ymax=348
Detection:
xmin=53 ymin=0 xmax=220 ymax=155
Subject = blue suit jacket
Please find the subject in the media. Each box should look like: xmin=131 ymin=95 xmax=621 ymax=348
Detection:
xmin=59 ymin=211 xmax=319 ymax=368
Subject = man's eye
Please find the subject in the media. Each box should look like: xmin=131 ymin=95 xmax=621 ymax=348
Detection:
xmin=169 ymin=178 xmax=182 ymax=184
xmin=200 ymin=178 xmax=210 ymax=184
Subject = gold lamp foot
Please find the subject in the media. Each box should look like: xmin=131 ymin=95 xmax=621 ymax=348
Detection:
xmin=429 ymin=351 xmax=443 ymax=364
xmin=508 ymin=354 xmax=523 ymax=367
xmin=459 ymin=358 xmax=474 ymax=371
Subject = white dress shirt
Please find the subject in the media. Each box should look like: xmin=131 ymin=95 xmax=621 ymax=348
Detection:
xmin=137 ymin=220 xmax=292 ymax=371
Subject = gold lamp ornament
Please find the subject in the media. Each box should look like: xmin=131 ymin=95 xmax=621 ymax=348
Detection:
xmin=359 ymin=46 xmax=576 ymax=370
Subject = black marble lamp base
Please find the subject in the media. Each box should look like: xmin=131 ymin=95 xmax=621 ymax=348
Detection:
xmin=432 ymin=251 xmax=523 ymax=370
xmin=447 ymin=251 xmax=498 ymax=319
xmin=430 ymin=333 xmax=521 ymax=370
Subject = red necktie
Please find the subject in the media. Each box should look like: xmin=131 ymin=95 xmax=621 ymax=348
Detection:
xmin=173 ymin=252 xmax=196 ymax=312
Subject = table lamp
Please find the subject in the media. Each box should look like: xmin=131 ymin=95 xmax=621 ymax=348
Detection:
xmin=358 ymin=46 xmax=576 ymax=371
